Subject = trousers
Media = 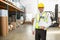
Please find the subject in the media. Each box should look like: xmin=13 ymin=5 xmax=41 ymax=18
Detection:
xmin=35 ymin=29 xmax=46 ymax=40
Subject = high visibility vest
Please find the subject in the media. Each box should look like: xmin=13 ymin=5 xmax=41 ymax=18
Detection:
xmin=35 ymin=12 xmax=48 ymax=29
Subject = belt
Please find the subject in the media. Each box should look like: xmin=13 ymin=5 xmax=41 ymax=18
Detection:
xmin=35 ymin=26 xmax=48 ymax=30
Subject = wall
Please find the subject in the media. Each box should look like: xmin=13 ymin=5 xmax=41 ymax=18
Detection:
xmin=20 ymin=0 xmax=60 ymax=21
xmin=20 ymin=0 xmax=38 ymax=21
xmin=38 ymin=0 xmax=60 ymax=12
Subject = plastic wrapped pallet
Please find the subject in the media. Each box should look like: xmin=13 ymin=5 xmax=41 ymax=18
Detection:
xmin=16 ymin=20 xmax=20 ymax=27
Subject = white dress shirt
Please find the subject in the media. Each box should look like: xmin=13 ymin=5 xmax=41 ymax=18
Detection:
xmin=33 ymin=12 xmax=52 ymax=30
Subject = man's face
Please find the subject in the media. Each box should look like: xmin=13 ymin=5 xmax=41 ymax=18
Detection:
xmin=38 ymin=7 xmax=44 ymax=13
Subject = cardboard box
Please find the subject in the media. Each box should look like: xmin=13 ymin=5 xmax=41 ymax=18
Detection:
xmin=0 ymin=10 xmax=8 ymax=37
xmin=0 ymin=17 xmax=8 ymax=37
xmin=10 ymin=22 xmax=16 ymax=30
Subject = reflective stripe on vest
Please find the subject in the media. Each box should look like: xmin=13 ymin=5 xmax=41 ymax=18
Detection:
xmin=35 ymin=12 xmax=48 ymax=29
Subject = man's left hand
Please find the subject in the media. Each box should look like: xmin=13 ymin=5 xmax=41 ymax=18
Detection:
xmin=41 ymin=26 xmax=45 ymax=30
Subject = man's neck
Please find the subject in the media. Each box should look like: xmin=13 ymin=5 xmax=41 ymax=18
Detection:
xmin=40 ymin=12 xmax=43 ymax=13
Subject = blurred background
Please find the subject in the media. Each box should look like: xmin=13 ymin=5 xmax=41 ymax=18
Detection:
xmin=0 ymin=0 xmax=60 ymax=40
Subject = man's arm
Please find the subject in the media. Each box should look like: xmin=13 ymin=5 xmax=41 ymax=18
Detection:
xmin=45 ymin=13 xmax=52 ymax=28
xmin=32 ymin=14 xmax=37 ymax=35
xmin=40 ymin=13 xmax=52 ymax=30
xmin=32 ymin=18 xmax=36 ymax=35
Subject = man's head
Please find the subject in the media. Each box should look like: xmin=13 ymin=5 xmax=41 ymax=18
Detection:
xmin=38 ymin=3 xmax=44 ymax=13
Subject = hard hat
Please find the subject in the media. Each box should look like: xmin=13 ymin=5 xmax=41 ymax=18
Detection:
xmin=38 ymin=3 xmax=44 ymax=8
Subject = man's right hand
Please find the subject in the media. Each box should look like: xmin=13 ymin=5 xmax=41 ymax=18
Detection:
xmin=32 ymin=31 xmax=35 ymax=35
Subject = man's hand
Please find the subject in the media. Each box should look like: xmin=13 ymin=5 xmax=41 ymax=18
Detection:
xmin=41 ymin=26 xmax=45 ymax=30
xmin=32 ymin=30 xmax=35 ymax=35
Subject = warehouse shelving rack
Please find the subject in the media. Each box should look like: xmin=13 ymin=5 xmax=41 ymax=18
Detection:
xmin=0 ymin=0 xmax=25 ymax=37
xmin=0 ymin=0 xmax=24 ymax=12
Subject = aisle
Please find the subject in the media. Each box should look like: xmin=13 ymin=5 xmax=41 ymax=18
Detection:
xmin=0 ymin=24 xmax=35 ymax=40
xmin=0 ymin=24 xmax=60 ymax=40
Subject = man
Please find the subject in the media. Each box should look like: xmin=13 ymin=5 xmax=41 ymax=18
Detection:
xmin=32 ymin=3 xmax=52 ymax=40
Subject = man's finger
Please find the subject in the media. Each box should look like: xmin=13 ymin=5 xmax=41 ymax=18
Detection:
xmin=32 ymin=31 xmax=35 ymax=35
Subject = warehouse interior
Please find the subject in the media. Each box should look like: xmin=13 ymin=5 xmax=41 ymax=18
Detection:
xmin=0 ymin=0 xmax=60 ymax=40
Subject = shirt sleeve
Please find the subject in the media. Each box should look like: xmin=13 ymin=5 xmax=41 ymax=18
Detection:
xmin=32 ymin=18 xmax=36 ymax=31
xmin=45 ymin=13 xmax=52 ymax=28
xmin=32 ymin=14 xmax=37 ymax=31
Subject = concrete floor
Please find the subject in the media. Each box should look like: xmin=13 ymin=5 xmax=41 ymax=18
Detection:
xmin=0 ymin=24 xmax=60 ymax=40
xmin=0 ymin=24 xmax=35 ymax=40
xmin=47 ymin=27 xmax=60 ymax=40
